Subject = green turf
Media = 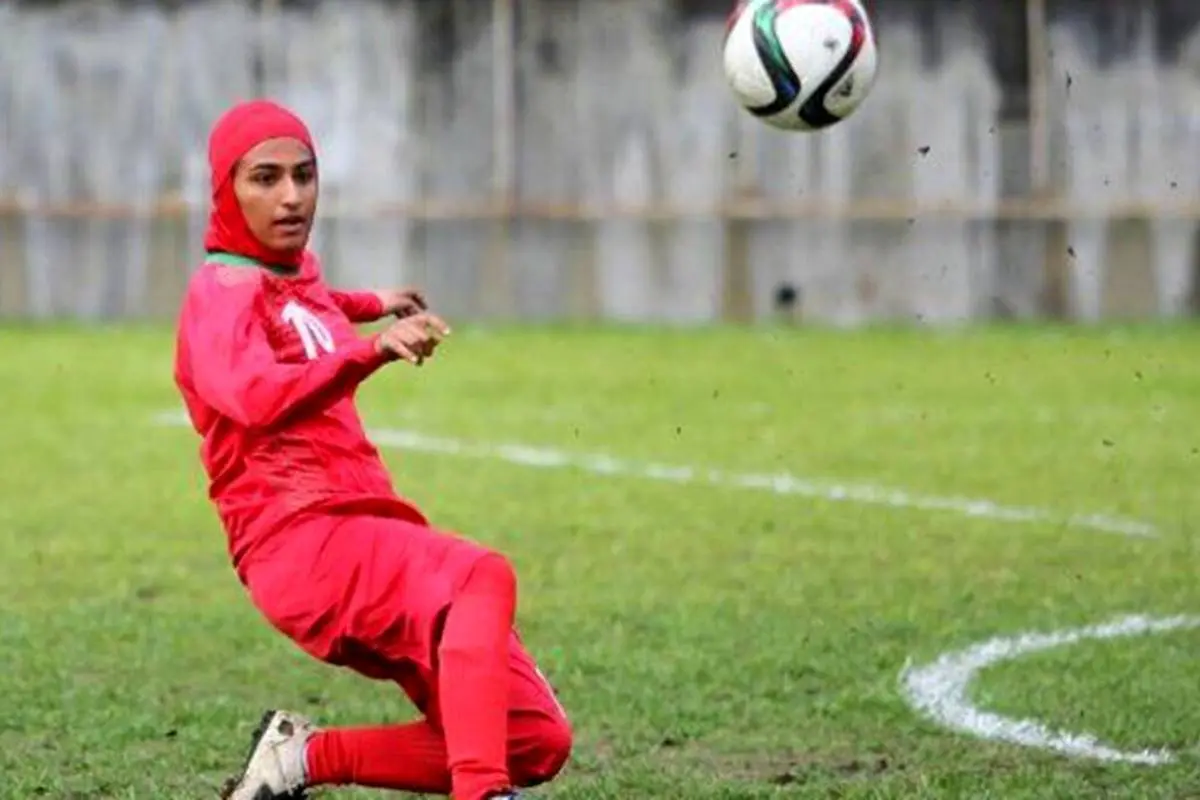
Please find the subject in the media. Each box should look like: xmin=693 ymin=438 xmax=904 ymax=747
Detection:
xmin=1 ymin=321 xmax=1198 ymax=798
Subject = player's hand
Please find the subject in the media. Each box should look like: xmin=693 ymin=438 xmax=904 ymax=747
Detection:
xmin=375 ymin=312 xmax=451 ymax=365
xmin=374 ymin=287 xmax=428 ymax=319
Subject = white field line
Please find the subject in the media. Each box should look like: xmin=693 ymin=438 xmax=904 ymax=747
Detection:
xmin=900 ymin=614 xmax=1200 ymax=765
xmin=152 ymin=411 xmax=1157 ymax=538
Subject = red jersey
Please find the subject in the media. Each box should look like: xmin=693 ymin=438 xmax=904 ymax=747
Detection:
xmin=173 ymin=250 xmax=428 ymax=571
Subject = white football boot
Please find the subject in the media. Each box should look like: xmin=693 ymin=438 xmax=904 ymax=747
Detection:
xmin=219 ymin=710 xmax=315 ymax=800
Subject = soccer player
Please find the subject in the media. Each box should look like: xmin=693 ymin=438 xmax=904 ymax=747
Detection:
xmin=173 ymin=99 xmax=572 ymax=800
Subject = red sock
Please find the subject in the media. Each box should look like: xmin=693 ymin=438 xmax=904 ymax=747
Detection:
xmin=305 ymin=720 xmax=451 ymax=793
xmin=437 ymin=554 xmax=518 ymax=800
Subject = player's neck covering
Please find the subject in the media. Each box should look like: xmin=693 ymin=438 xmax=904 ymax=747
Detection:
xmin=203 ymin=99 xmax=315 ymax=270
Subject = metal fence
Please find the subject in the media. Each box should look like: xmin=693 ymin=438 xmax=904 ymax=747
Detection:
xmin=1 ymin=0 xmax=1198 ymax=324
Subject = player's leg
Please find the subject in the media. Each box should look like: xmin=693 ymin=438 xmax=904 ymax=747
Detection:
xmin=304 ymin=631 xmax=572 ymax=794
xmin=495 ymin=630 xmax=574 ymax=788
xmin=303 ymin=714 xmax=451 ymax=793
xmin=435 ymin=550 xmax=520 ymax=798
xmin=220 ymin=515 xmax=534 ymax=800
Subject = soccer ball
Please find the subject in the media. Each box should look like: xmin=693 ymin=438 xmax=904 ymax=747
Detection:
xmin=723 ymin=0 xmax=878 ymax=132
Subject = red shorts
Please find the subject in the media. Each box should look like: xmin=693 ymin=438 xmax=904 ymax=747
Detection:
xmin=242 ymin=512 xmax=495 ymax=674
xmin=238 ymin=512 xmax=566 ymax=727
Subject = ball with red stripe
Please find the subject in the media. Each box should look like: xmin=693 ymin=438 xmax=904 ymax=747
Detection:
xmin=723 ymin=0 xmax=878 ymax=132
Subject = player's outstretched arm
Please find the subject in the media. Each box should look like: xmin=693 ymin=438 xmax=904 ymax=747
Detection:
xmin=328 ymin=288 xmax=386 ymax=323
xmin=183 ymin=276 xmax=391 ymax=431
xmin=328 ymin=286 xmax=428 ymax=324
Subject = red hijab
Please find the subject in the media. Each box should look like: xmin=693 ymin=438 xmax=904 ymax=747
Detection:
xmin=203 ymin=99 xmax=316 ymax=268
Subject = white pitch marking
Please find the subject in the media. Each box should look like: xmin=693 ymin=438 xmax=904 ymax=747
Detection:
xmin=900 ymin=614 xmax=1200 ymax=765
xmin=152 ymin=411 xmax=1157 ymax=538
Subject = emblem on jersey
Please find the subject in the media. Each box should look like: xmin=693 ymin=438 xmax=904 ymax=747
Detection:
xmin=281 ymin=300 xmax=336 ymax=360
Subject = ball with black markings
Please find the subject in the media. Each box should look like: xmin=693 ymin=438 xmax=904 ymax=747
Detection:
xmin=723 ymin=0 xmax=878 ymax=132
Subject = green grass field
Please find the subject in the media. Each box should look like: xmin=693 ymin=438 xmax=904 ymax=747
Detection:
xmin=2 ymin=322 xmax=1199 ymax=799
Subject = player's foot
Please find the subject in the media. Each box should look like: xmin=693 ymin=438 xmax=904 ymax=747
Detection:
xmin=219 ymin=709 xmax=315 ymax=800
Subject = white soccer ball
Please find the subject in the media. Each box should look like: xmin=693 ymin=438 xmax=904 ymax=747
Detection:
xmin=723 ymin=0 xmax=879 ymax=132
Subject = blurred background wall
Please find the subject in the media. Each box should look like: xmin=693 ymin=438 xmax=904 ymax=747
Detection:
xmin=0 ymin=0 xmax=1198 ymax=325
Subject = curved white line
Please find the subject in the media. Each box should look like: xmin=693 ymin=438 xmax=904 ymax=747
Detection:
xmin=900 ymin=614 xmax=1200 ymax=765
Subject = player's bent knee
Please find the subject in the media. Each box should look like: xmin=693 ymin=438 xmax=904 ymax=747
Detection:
xmin=463 ymin=550 xmax=518 ymax=599
xmin=513 ymin=716 xmax=573 ymax=787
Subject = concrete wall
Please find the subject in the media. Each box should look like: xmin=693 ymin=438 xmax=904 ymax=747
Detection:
xmin=0 ymin=0 xmax=1198 ymax=324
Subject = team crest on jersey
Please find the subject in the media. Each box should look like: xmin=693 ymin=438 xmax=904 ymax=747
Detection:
xmin=281 ymin=300 xmax=336 ymax=360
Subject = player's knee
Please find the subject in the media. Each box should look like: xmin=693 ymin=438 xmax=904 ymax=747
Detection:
xmin=464 ymin=551 xmax=517 ymax=600
xmin=513 ymin=716 xmax=573 ymax=787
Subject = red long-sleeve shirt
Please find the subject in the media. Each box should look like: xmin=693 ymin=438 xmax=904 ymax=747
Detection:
xmin=174 ymin=251 xmax=428 ymax=571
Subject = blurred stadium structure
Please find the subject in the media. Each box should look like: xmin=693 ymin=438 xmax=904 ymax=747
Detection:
xmin=0 ymin=0 xmax=1198 ymax=324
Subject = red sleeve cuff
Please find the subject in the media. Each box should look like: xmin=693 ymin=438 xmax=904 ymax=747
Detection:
xmin=346 ymin=334 xmax=389 ymax=367
xmin=363 ymin=291 xmax=386 ymax=320
xmin=333 ymin=290 xmax=386 ymax=323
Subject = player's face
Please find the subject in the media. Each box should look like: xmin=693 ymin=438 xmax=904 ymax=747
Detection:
xmin=233 ymin=137 xmax=317 ymax=254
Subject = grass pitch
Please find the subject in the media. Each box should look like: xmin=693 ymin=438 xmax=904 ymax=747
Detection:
xmin=0 ymin=322 xmax=1198 ymax=798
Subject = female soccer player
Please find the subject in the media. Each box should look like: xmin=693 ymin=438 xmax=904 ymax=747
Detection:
xmin=173 ymin=99 xmax=572 ymax=800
